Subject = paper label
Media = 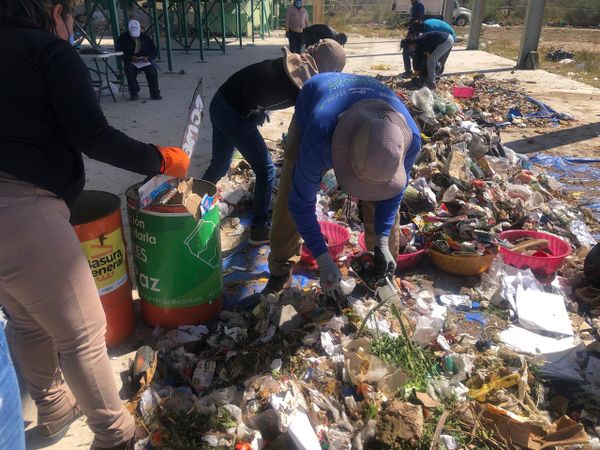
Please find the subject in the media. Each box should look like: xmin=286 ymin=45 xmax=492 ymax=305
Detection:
xmin=80 ymin=228 xmax=129 ymax=296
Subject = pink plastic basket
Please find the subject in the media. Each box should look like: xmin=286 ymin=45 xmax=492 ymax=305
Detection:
xmin=499 ymin=230 xmax=571 ymax=276
xmin=301 ymin=221 xmax=351 ymax=266
xmin=452 ymin=86 xmax=476 ymax=99
xmin=358 ymin=232 xmax=426 ymax=271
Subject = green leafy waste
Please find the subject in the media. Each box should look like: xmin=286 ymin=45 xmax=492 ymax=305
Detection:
xmin=155 ymin=406 xmax=238 ymax=450
xmin=371 ymin=334 xmax=440 ymax=393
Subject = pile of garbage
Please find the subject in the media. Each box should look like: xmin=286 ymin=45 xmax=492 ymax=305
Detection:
xmin=379 ymin=73 xmax=575 ymax=129
xmin=127 ymin=80 xmax=600 ymax=450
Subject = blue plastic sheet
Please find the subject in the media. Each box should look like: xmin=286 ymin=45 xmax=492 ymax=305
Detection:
xmin=221 ymin=215 xmax=317 ymax=310
xmin=529 ymin=153 xmax=600 ymax=223
xmin=498 ymin=95 xmax=573 ymax=127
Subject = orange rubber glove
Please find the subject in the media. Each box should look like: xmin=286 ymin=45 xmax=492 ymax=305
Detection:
xmin=157 ymin=146 xmax=190 ymax=179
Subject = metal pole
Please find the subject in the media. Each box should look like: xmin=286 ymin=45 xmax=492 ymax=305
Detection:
xmin=204 ymin=1 xmax=210 ymax=48
xmin=182 ymin=1 xmax=190 ymax=51
xmin=84 ymin=0 xmax=97 ymax=45
xmin=107 ymin=0 xmax=121 ymax=44
xmin=195 ymin=0 xmax=205 ymax=61
xmin=220 ymin=0 xmax=226 ymax=53
xmin=517 ymin=0 xmax=546 ymax=69
xmin=151 ymin=0 xmax=161 ymax=59
xmin=106 ymin=0 xmax=123 ymax=75
xmin=236 ymin=0 xmax=243 ymax=48
xmin=163 ymin=0 xmax=174 ymax=71
xmin=250 ymin=0 xmax=255 ymax=43
xmin=260 ymin=0 xmax=264 ymax=39
xmin=442 ymin=0 xmax=454 ymax=24
xmin=467 ymin=0 xmax=484 ymax=50
xmin=121 ymin=0 xmax=129 ymax=26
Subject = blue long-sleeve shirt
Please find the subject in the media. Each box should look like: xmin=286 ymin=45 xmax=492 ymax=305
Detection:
xmin=410 ymin=0 xmax=425 ymax=22
xmin=290 ymin=73 xmax=421 ymax=257
xmin=423 ymin=19 xmax=456 ymax=39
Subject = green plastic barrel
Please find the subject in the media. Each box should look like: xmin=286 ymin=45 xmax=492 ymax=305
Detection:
xmin=126 ymin=180 xmax=223 ymax=328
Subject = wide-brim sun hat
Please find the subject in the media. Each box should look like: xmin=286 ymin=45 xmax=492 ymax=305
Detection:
xmin=332 ymin=98 xmax=414 ymax=201
xmin=282 ymin=48 xmax=318 ymax=89
xmin=282 ymin=38 xmax=346 ymax=88
xmin=305 ymin=38 xmax=346 ymax=73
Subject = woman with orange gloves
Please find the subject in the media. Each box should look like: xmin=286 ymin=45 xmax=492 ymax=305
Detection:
xmin=0 ymin=1 xmax=188 ymax=449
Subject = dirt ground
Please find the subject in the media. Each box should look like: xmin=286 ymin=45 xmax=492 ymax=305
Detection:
xmin=19 ymin=33 xmax=600 ymax=449
xmin=478 ymin=25 xmax=600 ymax=90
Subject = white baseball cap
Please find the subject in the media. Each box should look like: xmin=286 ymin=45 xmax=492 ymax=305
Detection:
xmin=128 ymin=20 xmax=141 ymax=38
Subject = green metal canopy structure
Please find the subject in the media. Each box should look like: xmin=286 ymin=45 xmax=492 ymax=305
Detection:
xmin=75 ymin=0 xmax=277 ymax=74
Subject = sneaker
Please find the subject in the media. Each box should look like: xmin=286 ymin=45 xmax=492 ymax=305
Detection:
xmin=248 ymin=223 xmax=270 ymax=246
xmin=150 ymin=93 xmax=162 ymax=100
xmin=400 ymin=70 xmax=414 ymax=78
xmin=129 ymin=93 xmax=139 ymax=101
xmin=260 ymin=273 xmax=291 ymax=297
xmin=37 ymin=404 xmax=81 ymax=438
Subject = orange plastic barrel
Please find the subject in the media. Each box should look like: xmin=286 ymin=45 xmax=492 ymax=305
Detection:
xmin=70 ymin=191 xmax=135 ymax=346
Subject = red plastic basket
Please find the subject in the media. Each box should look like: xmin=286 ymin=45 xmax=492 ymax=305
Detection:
xmin=358 ymin=232 xmax=426 ymax=271
xmin=452 ymin=86 xmax=476 ymax=98
xmin=301 ymin=221 xmax=351 ymax=265
xmin=499 ymin=230 xmax=571 ymax=276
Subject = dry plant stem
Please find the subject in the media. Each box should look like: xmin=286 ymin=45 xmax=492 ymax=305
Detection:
xmin=428 ymin=410 xmax=450 ymax=450
xmin=357 ymin=281 xmax=396 ymax=336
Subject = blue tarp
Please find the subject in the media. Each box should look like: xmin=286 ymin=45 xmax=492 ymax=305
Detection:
xmin=498 ymin=95 xmax=573 ymax=128
xmin=221 ymin=215 xmax=317 ymax=310
xmin=529 ymin=153 xmax=600 ymax=223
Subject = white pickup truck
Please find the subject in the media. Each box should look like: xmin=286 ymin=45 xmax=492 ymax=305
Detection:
xmin=392 ymin=0 xmax=472 ymax=26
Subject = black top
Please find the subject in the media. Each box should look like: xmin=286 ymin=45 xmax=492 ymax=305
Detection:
xmin=0 ymin=21 xmax=162 ymax=205
xmin=218 ymin=58 xmax=299 ymax=118
xmin=115 ymin=32 xmax=157 ymax=62
xmin=415 ymin=31 xmax=451 ymax=54
xmin=303 ymin=24 xmax=342 ymax=47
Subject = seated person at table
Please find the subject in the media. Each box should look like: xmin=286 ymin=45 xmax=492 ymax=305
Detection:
xmin=115 ymin=19 xmax=161 ymax=101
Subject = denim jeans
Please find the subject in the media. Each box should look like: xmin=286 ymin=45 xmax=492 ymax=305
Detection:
xmin=202 ymin=91 xmax=276 ymax=227
xmin=403 ymin=47 xmax=415 ymax=72
xmin=0 ymin=322 xmax=25 ymax=450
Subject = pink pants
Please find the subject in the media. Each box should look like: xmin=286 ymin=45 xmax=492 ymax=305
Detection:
xmin=0 ymin=176 xmax=134 ymax=448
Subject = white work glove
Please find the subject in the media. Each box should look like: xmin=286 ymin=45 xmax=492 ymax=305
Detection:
xmin=374 ymin=235 xmax=396 ymax=278
xmin=316 ymin=253 xmax=343 ymax=300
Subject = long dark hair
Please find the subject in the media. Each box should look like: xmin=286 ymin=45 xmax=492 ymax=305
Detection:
xmin=0 ymin=0 xmax=74 ymax=32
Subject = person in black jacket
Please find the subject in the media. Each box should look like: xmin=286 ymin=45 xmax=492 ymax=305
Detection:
xmin=303 ymin=24 xmax=347 ymax=47
xmin=0 ymin=1 xmax=188 ymax=449
xmin=115 ymin=19 xmax=161 ymax=100
xmin=202 ymin=40 xmax=346 ymax=245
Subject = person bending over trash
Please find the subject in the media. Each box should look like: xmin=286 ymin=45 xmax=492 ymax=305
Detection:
xmin=409 ymin=18 xmax=456 ymax=40
xmin=402 ymin=20 xmax=456 ymax=79
xmin=405 ymin=30 xmax=454 ymax=89
xmin=115 ymin=19 xmax=161 ymax=101
xmin=303 ymin=24 xmax=347 ymax=48
xmin=262 ymin=73 xmax=422 ymax=299
xmin=202 ymin=39 xmax=346 ymax=246
xmin=398 ymin=0 xmax=426 ymax=77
